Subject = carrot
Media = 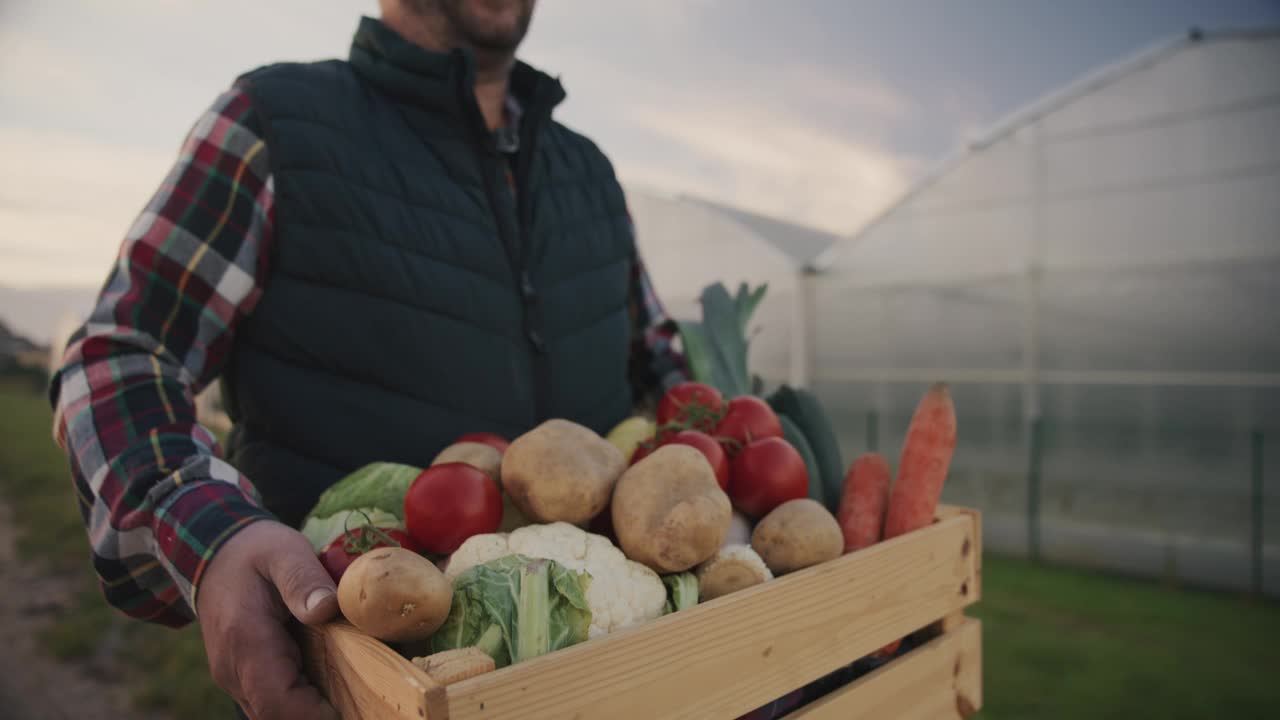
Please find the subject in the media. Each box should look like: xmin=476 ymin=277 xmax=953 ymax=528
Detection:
xmin=870 ymin=639 xmax=902 ymax=659
xmin=883 ymin=383 xmax=957 ymax=539
xmin=836 ymin=452 xmax=892 ymax=552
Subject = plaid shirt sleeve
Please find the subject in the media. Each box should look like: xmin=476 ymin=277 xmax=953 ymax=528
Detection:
xmin=50 ymin=84 xmax=275 ymax=627
xmin=627 ymin=216 xmax=689 ymax=406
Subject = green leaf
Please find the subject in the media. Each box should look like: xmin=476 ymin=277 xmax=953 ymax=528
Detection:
xmin=700 ymin=284 xmax=751 ymax=397
xmin=431 ymin=555 xmax=592 ymax=668
xmin=676 ymin=320 xmax=716 ymax=388
xmin=306 ymin=462 xmax=421 ymax=521
xmin=662 ymin=572 xmax=699 ymax=614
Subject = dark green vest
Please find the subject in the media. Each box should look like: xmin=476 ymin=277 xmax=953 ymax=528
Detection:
xmin=223 ymin=18 xmax=635 ymax=527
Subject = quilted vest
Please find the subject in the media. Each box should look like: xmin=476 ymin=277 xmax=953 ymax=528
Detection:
xmin=222 ymin=17 xmax=635 ymax=527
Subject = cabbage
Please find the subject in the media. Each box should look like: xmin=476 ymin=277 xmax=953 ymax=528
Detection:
xmin=300 ymin=462 xmax=421 ymax=550
xmin=300 ymin=508 xmax=402 ymax=552
xmin=662 ymin=572 xmax=699 ymax=614
xmin=431 ymin=555 xmax=591 ymax=668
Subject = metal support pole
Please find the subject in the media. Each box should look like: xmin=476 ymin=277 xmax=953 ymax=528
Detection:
xmin=1027 ymin=416 xmax=1044 ymax=562
xmin=866 ymin=410 xmax=879 ymax=453
xmin=1253 ymin=430 xmax=1265 ymax=596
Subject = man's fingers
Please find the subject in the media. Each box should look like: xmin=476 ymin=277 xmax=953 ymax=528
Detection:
xmin=263 ymin=531 xmax=339 ymax=625
xmin=237 ymin=614 xmax=338 ymax=720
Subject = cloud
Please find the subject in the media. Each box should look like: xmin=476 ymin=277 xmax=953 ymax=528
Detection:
xmin=0 ymin=126 xmax=173 ymax=287
xmin=620 ymin=101 xmax=915 ymax=235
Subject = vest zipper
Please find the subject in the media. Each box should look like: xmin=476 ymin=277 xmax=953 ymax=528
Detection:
xmin=459 ymin=76 xmax=550 ymax=425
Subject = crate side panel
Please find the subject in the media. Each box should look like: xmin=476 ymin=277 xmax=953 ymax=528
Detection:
xmin=445 ymin=513 xmax=979 ymax=720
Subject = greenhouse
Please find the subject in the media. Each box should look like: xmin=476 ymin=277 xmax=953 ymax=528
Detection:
xmin=804 ymin=28 xmax=1280 ymax=594
xmin=627 ymin=188 xmax=838 ymax=390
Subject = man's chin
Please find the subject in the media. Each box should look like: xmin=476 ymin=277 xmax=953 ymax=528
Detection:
xmin=451 ymin=1 xmax=533 ymax=53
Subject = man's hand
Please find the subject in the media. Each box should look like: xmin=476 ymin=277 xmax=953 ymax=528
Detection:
xmin=197 ymin=521 xmax=340 ymax=720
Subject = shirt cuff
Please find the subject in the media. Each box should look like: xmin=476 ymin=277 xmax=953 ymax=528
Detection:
xmin=153 ymin=481 xmax=276 ymax=618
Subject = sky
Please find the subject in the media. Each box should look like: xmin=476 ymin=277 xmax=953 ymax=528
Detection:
xmin=1 ymin=0 xmax=1278 ymax=290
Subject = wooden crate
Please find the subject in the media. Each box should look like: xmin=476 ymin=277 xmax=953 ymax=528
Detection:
xmin=299 ymin=506 xmax=982 ymax=720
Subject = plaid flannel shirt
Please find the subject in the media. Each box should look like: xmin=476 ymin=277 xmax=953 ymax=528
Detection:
xmin=50 ymin=84 xmax=686 ymax=627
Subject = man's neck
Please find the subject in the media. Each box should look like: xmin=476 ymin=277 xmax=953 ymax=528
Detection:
xmin=381 ymin=6 xmax=513 ymax=130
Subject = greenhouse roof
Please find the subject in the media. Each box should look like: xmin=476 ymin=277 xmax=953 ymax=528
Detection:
xmin=814 ymin=26 xmax=1280 ymax=272
xmin=677 ymin=194 xmax=840 ymax=269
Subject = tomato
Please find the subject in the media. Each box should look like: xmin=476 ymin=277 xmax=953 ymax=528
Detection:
xmin=729 ymin=437 xmax=809 ymax=518
xmin=456 ymin=432 xmax=510 ymax=454
xmin=318 ymin=527 xmax=421 ymax=583
xmin=404 ymin=463 xmax=503 ymax=554
xmin=714 ymin=396 xmax=783 ymax=455
xmin=630 ymin=439 xmax=658 ymax=466
xmin=657 ymin=382 xmax=725 ymax=433
xmin=629 ymin=428 xmax=676 ymax=466
xmin=665 ymin=430 xmax=731 ymax=492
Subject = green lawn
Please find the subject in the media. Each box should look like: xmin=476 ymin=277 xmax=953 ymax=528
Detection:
xmin=0 ymin=377 xmax=228 ymax=720
xmin=1 ymin=378 xmax=1277 ymax=719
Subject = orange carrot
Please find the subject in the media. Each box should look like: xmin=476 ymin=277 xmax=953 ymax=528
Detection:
xmin=836 ymin=452 xmax=892 ymax=553
xmin=883 ymin=383 xmax=957 ymax=540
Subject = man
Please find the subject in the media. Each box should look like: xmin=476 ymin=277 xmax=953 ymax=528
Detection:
xmin=49 ymin=1 xmax=685 ymax=718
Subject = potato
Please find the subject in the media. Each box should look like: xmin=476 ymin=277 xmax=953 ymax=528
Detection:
xmin=433 ymin=442 xmax=502 ymax=485
xmin=500 ymin=419 xmax=625 ymax=525
xmin=337 ymin=547 xmax=453 ymax=643
xmin=612 ymin=445 xmax=732 ymax=573
xmin=751 ymin=499 xmax=843 ymax=575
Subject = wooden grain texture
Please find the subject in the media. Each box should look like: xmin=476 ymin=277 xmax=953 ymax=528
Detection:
xmin=299 ymin=621 xmax=446 ymax=720
xmin=442 ymin=510 xmax=980 ymax=720
xmin=783 ymin=619 xmax=983 ymax=720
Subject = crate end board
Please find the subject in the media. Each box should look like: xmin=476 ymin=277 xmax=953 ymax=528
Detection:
xmin=298 ymin=621 xmax=447 ymax=720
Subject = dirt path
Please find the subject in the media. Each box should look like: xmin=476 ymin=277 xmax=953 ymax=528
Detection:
xmin=0 ymin=501 xmax=165 ymax=720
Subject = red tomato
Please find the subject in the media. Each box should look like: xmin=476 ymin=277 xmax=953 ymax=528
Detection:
xmin=318 ymin=527 xmax=421 ymax=583
xmin=657 ymin=382 xmax=725 ymax=432
xmin=714 ymin=396 xmax=783 ymax=455
xmin=665 ymin=430 xmax=731 ymax=492
xmin=629 ymin=431 xmax=672 ymax=466
xmin=729 ymin=437 xmax=809 ymax=518
xmin=455 ymin=432 xmax=510 ymax=454
xmin=404 ymin=463 xmax=503 ymax=554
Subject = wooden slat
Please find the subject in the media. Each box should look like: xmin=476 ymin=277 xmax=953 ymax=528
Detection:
xmin=299 ymin=621 xmax=447 ymax=720
xmin=938 ymin=504 xmax=982 ymax=602
xmin=784 ymin=619 xmax=982 ymax=720
xmin=444 ymin=511 xmax=980 ymax=720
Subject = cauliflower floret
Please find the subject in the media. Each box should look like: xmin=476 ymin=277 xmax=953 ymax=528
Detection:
xmin=445 ymin=523 xmax=667 ymax=638
xmin=695 ymin=544 xmax=772 ymax=601
xmin=445 ymin=533 xmax=511 ymax=579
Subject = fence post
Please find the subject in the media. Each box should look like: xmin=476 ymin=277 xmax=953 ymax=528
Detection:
xmin=1253 ymin=430 xmax=1265 ymax=596
xmin=1027 ymin=416 xmax=1044 ymax=562
xmin=866 ymin=410 xmax=879 ymax=453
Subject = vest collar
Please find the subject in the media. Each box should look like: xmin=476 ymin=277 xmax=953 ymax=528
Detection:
xmin=349 ymin=16 xmax=566 ymax=125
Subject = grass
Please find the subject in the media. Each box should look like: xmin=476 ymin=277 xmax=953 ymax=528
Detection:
xmin=972 ymin=556 xmax=1280 ymax=719
xmin=0 ymin=377 xmax=229 ymax=720
xmin=2 ymin=378 xmax=1278 ymax=719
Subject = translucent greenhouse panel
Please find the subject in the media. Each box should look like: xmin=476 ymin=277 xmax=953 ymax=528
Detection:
xmin=1043 ymin=103 xmax=1280 ymax=197
xmin=1036 ymin=385 xmax=1280 ymax=591
xmin=907 ymin=129 xmax=1035 ymax=213
xmin=1042 ymin=35 xmax=1280 ymax=138
xmin=1039 ymin=257 xmax=1280 ymax=374
xmin=626 ymin=188 xmax=800 ymax=387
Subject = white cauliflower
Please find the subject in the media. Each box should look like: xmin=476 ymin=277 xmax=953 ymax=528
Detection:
xmin=447 ymin=522 xmax=667 ymax=638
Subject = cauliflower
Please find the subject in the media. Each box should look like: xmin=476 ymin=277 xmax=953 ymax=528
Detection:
xmin=447 ymin=523 xmax=667 ymax=637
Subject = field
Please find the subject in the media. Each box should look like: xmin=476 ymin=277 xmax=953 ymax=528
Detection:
xmin=1 ymin=378 xmax=1277 ymax=719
